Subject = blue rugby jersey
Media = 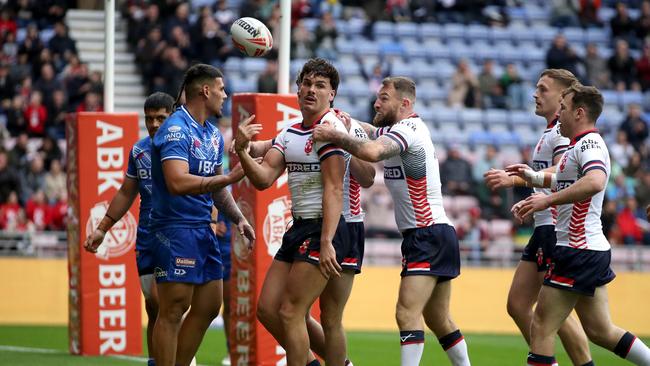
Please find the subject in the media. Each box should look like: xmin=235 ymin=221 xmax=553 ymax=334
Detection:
xmin=126 ymin=137 xmax=153 ymax=230
xmin=150 ymin=105 xmax=224 ymax=228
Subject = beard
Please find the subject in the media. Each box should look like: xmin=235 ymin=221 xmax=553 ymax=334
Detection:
xmin=373 ymin=108 xmax=397 ymax=128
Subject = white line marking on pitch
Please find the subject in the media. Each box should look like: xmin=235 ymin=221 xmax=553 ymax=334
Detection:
xmin=0 ymin=345 xmax=209 ymax=365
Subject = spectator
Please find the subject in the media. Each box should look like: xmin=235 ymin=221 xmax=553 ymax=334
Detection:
xmin=25 ymin=190 xmax=50 ymax=231
xmin=291 ymin=0 xmax=312 ymax=27
xmin=20 ymin=155 xmax=46 ymax=203
xmin=38 ymin=136 xmax=62 ymax=171
xmin=0 ymin=9 xmax=17 ymax=36
xmin=319 ymin=0 xmax=343 ymax=19
xmin=636 ymin=0 xmax=650 ymax=42
xmin=18 ymin=76 xmax=32 ymax=101
xmin=34 ymin=63 xmax=63 ymax=109
xmin=617 ymin=196 xmax=643 ymax=245
xmin=608 ymin=39 xmax=640 ymax=91
xmin=9 ymin=51 xmax=30 ymax=83
xmin=290 ymin=20 xmax=314 ymax=59
xmin=2 ymin=32 xmax=19 ymax=64
xmin=128 ymin=3 xmax=161 ymax=46
xmin=18 ymin=23 xmax=44 ymax=64
xmin=624 ymin=151 xmax=643 ymax=177
xmin=457 ymin=207 xmax=490 ymax=265
xmin=168 ymin=25 xmax=192 ymax=61
xmin=136 ymin=27 xmax=167 ymax=92
xmin=49 ymin=191 xmax=67 ymax=230
xmin=64 ymin=60 xmax=90 ymax=107
xmin=45 ymin=89 xmax=68 ymax=139
xmin=386 ymin=0 xmax=411 ymax=22
xmin=610 ymin=1 xmax=638 ymax=48
xmin=0 ymin=63 xmax=14 ymax=103
xmin=257 ymin=58 xmax=278 ymax=93
xmin=602 ymin=199 xmax=620 ymax=243
xmin=159 ymin=47 xmax=187 ymax=96
xmin=214 ymin=0 xmax=236 ymax=31
xmin=636 ymin=171 xmax=650 ymax=212
xmin=87 ymin=70 xmax=103 ymax=95
xmin=578 ymin=0 xmax=603 ymax=28
xmin=478 ymin=59 xmax=505 ymax=109
xmin=607 ymin=173 xmax=635 ymax=206
xmin=32 ymin=48 xmax=57 ymax=80
xmin=313 ymin=12 xmax=338 ymax=60
xmin=584 ymin=43 xmax=610 ymax=89
xmin=0 ymin=151 xmax=21 ymax=204
xmin=358 ymin=57 xmax=391 ymax=119
xmin=44 ymin=159 xmax=65 ymax=203
xmin=13 ymin=207 xmax=34 ymax=232
xmin=75 ymin=91 xmax=103 ymax=113
xmin=15 ymin=0 xmax=36 ymax=28
xmin=8 ymin=132 xmax=29 ymax=173
xmin=619 ymin=103 xmax=649 ymax=151
xmin=164 ymin=2 xmax=191 ymax=40
xmin=499 ymin=63 xmax=526 ymax=110
xmin=24 ymin=90 xmax=47 ymax=137
xmin=448 ymin=59 xmax=479 ymax=108
xmin=43 ymin=0 xmax=68 ymax=24
xmin=47 ymin=21 xmax=77 ymax=61
xmin=550 ymin=0 xmax=580 ymax=28
xmin=0 ymin=190 xmax=21 ymax=230
xmin=610 ymin=130 xmax=636 ymax=170
xmin=195 ymin=16 xmax=230 ymax=66
xmin=440 ymin=145 xmax=474 ymax=195
xmin=6 ymin=95 xmax=27 ymax=136
xmin=546 ymin=34 xmax=581 ymax=77
xmin=636 ymin=43 xmax=650 ymax=91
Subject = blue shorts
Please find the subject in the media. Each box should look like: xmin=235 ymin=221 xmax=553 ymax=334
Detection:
xmin=218 ymin=235 xmax=232 ymax=281
xmin=275 ymin=216 xmax=349 ymax=266
xmin=400 ymin=224 xmax=460 ymax=281
xmin=151 ymin=226 xmax=223 ymax=284
xmin=544 ymin=246 xmax=616 ymax=296
xmin=521 ymin=225 xmax=556 ymax=272
xmin=135 ymin=227 xmax=155 ymax=276
xmin=342 ymin=221 xmax=365 ymax=274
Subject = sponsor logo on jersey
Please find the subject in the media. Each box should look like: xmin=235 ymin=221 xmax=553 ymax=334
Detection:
xmin=556 ymin=180 xmax=574 ymax=190
xmin=175 ymin=257 xmax=196 ymax=268
xmin=168 ymin=125 xmax=181 ymax=133
xmin=286 ymin=162 xmax=321 ymax=172
xmin=532 ymin=160 xmax=548 ymax=171
xmin=384 ymin=166 xmax=404 ymax=179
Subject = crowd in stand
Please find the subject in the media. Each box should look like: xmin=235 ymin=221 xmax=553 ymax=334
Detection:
xmin=0 ymin=1 xmax=648 ymax=247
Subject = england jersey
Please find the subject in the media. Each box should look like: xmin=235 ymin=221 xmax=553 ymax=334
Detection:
xmin=150 ymin=105 xmax=224 ymax=228
xmin=554 ymin=129 xmax=610 ymax=251
xmin=531 ymin=120 xmax=569 ymax=227
xmin=343 ymin=120 xmax=367 ymax=223
xmin=375 ymin=115 xmax=451 ymax=232
xmin=271 ymin=111 xmax=347 ymax=220
xmin=126 ymin=137 xmax=153 ymax=230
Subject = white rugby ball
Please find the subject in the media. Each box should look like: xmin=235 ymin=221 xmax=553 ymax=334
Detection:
xmin=230 ymin=17 xmax=273 ymax=57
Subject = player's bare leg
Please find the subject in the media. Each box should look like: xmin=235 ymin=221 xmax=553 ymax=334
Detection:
xmin=530 ymin=286 xmax=579 ymax=357
xmin=557 ymin=313 xmax=592 ymax=365
xmin=222 ymin=278 xmax=231 ymax=364
xmin=257 ymin=260 xmax=322 ymax=363
xmin=395 ymin=276 xmax=436 ymax=366
xmin=140 ymin=274 xmax=159 ymax=362
xmin=319 ymin=271 xmax=355 ymax=366
xmin=279 ymin=262 xmax=329 ymax=366
xmin=153 ymin=282 xmax=194 ymax=366
xmin=176 ymin=280 xmax=223 ymax=366
xmin=576 ymin=286 xmax=650 ymax=364
xmin=422 ymin=280 xmax=470 ymax=366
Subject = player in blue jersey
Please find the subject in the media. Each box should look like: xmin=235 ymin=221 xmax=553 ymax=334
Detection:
xmin=149 ymin=64 xmax=255 ymax=366
xmin=84 ymin=92 xmax=175 ymax=366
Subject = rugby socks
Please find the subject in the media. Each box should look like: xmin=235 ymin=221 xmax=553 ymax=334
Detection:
xmin=147 ymin=359 xmax=155 ymax=366
xmin=580 ymin=362 xmax=595 ymax=366
xmin=614 ymin=331 xmax=650 ymax=364
xmin=400 ymin=330 xmax=425 ymax=366
xmin=527 ymin=352 xmax=557 ymax=366
xmin=439 ymin=330 xmax=470 ymax=366
xmin=344 ymin=359 xmax=353 ymax=366
xmin=306 ymin=360 xmax=321 ymax=366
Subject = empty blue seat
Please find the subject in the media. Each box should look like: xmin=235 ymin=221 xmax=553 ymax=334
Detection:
xmin=396 ymin=22 xmax=418 ymax=39
xmin=562 ymin=27 xmax=585 ymax=44
xmin=419 ymin=23 xmax=442 ymax=40
xmin=373 ymin=21 xmax=395 ymax=38
xmin=460 ymin=109 xmax=483 ymax=124
xmin=379 ymin=41 xmax=405 ymax=57
xmin=242 ymin=58 xmax=266 ymax=73
xmin=466 ymin=24 xmax=490 ymax=42
xmin=485 ymin=109 xmax=509 ymax=125
xmin=443 ymin=23 xmax=465 ymax=40
xmin=621 ymin=91 xmax=643 ymax=106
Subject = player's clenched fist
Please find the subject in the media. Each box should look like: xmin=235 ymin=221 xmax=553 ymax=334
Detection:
xmin=84 ymin=229 xmax=105 ymax=253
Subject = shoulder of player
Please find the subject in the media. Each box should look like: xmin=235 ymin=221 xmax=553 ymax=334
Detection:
xmin=576 ymin=132 xmax=607 ymax=150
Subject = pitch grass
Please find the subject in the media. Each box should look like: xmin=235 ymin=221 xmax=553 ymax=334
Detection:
xmin=0 ymin=325 xmax=644 ymax=365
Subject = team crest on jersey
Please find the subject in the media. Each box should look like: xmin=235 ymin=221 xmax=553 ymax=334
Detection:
xmin=559 ymin=153 xmax=569 ymax=172
xmin=299 ymin=238 xmax=310 ymax=255
xmin=535 ymin=136 xmax=545 ymax=153
xmin=304 ymin=136 xmax=314 ymax=154
xmin=211 ymin=135 xmax=220 ymax=153
xmin=536 ymin=248 xmax=544 ymax=267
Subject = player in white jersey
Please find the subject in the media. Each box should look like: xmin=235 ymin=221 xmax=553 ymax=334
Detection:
xmin=235 ymin=58 xmax=362 ymax=366
xmin=313 ymin=77 xmax=471 ymax=366
xmin=483 ymin=69 xmax=593 ymax=365
xmin=509 ymin=84 xmax=650 ymax=366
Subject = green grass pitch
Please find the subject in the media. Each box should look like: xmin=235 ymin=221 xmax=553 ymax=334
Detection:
xmin=0 ymin=325 xmax=644 ymax=365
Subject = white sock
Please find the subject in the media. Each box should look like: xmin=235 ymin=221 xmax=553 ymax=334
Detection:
xmin=445 ymin=338 xmax=471 ymax=366
xmin=401 ymin=343 xmax=424 ymax=366
xmin=627 ymin=338 xmax=650 ymax=365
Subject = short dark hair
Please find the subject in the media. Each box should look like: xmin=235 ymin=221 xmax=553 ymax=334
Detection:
xmin=381 ymin=77 xmax=416 ymax=102
xmin=562 ymin=83 xmax=604 ymax=123
xmin=174 ymin=63 xmax=224 ymax=107
xmin=540 ymin=69 xmax=579 ymax=89
xmin=296 ymin=58 xmax=339 ymax=92
xmin=144 ymin=92 xmax=174 ymax=112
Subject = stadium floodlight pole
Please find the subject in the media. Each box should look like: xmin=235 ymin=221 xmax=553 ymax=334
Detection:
xmin=104 ymin=0 xmax=115 ymax=112
xmin=277 ymin=0 xmax=290 ymax=94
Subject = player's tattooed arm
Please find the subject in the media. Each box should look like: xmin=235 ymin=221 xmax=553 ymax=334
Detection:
xmin=356 ymin=120 xmax=378 ymax=140
xmin=313 ymin=124 xmax=400 ymax=162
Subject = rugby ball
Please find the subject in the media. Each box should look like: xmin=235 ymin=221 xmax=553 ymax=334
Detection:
xmin=230 ymin=17 xmax=273 ymax=57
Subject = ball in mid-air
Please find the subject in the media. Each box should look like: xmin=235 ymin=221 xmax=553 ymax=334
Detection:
xmin=230 ymin=17 xmax=273 ymax=57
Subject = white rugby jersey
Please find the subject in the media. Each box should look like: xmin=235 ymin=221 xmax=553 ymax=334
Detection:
xmin=531 ymin=120 xmax=570 ymax=227
xmin=343 ymin=119 xmax=367 ymax=223
xmin=271 ymin=111 xmax=348 ymax=219
xmin=554 ymin=129 xmax=610 ymax=251
xmin=375 ymin=114 xmax=451 ymax=232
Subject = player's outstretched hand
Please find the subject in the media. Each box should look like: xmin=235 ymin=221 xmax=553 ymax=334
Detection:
xmin=318 ymin=240 xmax=342 ymax=279
xmin=332 ymin=108 xmax=352 ymax=131
xmin=516 ymin=193 xmax=550 ymax=222
xmin=237 ymin=219 xmax=256 ymax=250
xmin=505 ymin=163 xmax=535 ymax=186
xmin=83 ymin=229 xmax=105 ymax=253
xmin=235 ymin=114 xmax=262 ymax=153
xmin=484 ymin=168 xmax=513 ymax=190
xmin=313 ymin=123 xmax=337 ymax=142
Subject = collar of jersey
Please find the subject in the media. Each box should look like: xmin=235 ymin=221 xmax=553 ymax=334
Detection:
xmin=570 ymin=128 xmax=599 ymax=146
xmin=547 ymin=117 xmax=558 ymax=129
xmin=300 ymin=109 xmax=330 ymax=130
xmin=180 ymin=105 xmax=203 ymax=128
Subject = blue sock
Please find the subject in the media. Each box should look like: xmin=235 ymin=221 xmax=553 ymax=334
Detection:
xmin=147 ymin=359 xmax=155 ymax=366
xmin=306 ymin=360 xmax=321 ymax=366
